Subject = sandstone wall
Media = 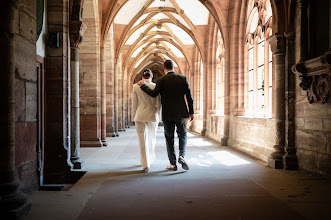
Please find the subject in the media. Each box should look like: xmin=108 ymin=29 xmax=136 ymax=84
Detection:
xmin=293 ymin=2 xmax=331 ymax=175
xmin=15 ymin=0 xmax=38 ymax=194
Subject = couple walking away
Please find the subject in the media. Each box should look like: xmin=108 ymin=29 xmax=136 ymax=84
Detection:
xmin=132 ymin=60 xmax=194 ymax=173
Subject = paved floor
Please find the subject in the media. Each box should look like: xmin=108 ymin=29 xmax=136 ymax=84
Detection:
xmin=25 ymin=126 xmax=331 ymax=220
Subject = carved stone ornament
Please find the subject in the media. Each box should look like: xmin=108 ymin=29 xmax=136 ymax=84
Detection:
xmin=292 ymin=51 xmax=331 ymax=104
xmin=69 ymin=21 xmax=87 ymax=48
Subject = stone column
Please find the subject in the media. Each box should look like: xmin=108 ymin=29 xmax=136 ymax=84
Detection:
xmin=329 ymin=0 xmax=331 ymax=50
xmin=100 ymin=47 xmax=108 ymax=145
xmin=0 ymin=0 xmax=31 ymax=218
xmin=267 ymin=34 xmax=286 ymax=169
xmin=283 ymin=32 xmax=298 ymax=170
xmin=69 ymin=20 xmax=86 ymax=168
xmin=105 ymin=31 xmax=116 ymax=137
xmin=298 ymin=0 xmax=308 ymax=62
xmin=44 ymin=0 xmax=74 ymax=182
xmin=114 ymin=60 xmax=119 ymax=136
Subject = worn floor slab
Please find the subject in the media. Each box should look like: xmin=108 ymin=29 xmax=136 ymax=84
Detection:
xmin=25 ymin=127 xmax=331 ymax=220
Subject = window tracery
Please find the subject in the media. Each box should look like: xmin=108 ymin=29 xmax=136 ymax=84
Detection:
xmin=216 ymin=30 xmax=225 ymax=115
xmin=246 ymin=0 xmax=272 ymax=117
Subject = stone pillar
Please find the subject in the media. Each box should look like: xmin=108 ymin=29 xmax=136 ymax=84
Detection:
xmin=0 ymin=0 xmax=31 ymax=218
xmin=69 ymin=20 xmax=86 ymax=168
xmin=100 ymin=47 xmax=108 ymax=145
xmin=105 ymin=31 xmax=116 ymax=137
xmin=267 ymin=34 xmax=286 ymax=169
xmin=44 ymin=0 xmax=73 ymax=182
xmin=114 ymin=60 xmax=119 ymax=136
xmin=329 ymin=0 xmax=331 ymax=49
xmin=298 ymin=0 xmax=308 ymax=62
xmin=283 ymin=32 xmax=298 ymax=170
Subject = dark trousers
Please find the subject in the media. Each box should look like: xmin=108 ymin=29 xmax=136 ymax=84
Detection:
xmin=163 ymin=118 xmax=188 ymax=165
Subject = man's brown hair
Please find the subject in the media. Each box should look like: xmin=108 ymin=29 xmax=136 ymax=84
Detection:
xmin=164 ymin=60 xmax=174 ymax=70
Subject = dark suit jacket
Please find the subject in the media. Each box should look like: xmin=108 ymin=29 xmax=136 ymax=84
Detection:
xmin=140 ymin=71 xmax=194 ymax=121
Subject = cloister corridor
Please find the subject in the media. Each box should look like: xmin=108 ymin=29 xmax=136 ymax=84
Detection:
xmin=24 ymin=126 xmax=330 ymax=220
xmin=1 ymin=0 xmax=331 ymax=219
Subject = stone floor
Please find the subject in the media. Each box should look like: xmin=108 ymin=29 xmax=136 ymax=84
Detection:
xmin=25 ymin=126 xmax=331 ymax=220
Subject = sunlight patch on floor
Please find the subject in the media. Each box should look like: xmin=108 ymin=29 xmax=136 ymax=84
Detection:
xmin=187 ymin=137 xmax=213 ymax=146
xmin=187 ymin=151 xmax=251 ymax=167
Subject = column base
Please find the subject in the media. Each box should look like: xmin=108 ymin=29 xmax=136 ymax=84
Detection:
xmin=80 ymin=140 xmax=103 ymax=147
xmin=2 ymin=199 xmax=31 ymax=220
xmin=115 ymin=133 xmax=119 ymax=137
xmin=70 ymin=157 xmax=83 ymax=169
xmin=43 ymin=170 xmax=86 ymax=184
xmin=102 ymin=140 xmax=108 ymax=146
xmin=0 ymin=171 xmax=31 ymax=220
xmin=118 ymin=128 xmax=126 ymax=132
xmin=221 ymin=137 xmax=228 ymax=146
xmin=268 ymin=145 xmax=285 ymax=169
xmin=106 ymin=132 xmax=116 ymax=137
xmin=283 ymin=153 xmax=298 ymax=170
xmin=268 ymin=157 xmax=284 ymax=169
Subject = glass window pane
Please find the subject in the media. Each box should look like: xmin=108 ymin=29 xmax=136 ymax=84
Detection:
xmin=258 ymin=40 xmax=265 ymax=66
xmin=269 ymin=44 xmax=272 ymax=62
xmin=269 ymin=61 xmax=272 ymax=87
xmin=249 ymin=70 xmax=254 ymax=91
xmin=248 ymin=91 xmax=254 ymax=115
xmin=249 ymin=47 xmax=254 ymax=71
xmin=257 ymin=89 xmax=265 ymax=116
xmin=258 ymin=66 xmax=264 ymax=89
xmin=269 ymin=87 xmax=272 ymax=111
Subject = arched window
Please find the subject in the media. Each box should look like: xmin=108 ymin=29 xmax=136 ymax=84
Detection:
xmin=246 ymin=0 xmax=272 ymax=117
xmin=216 ymin=30 xmax=225 ymax=115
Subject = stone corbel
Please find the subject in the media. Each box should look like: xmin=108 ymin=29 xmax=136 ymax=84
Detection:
xmin=267 ymin=34 xmax=286 ymax=55
xmin=292 ymin=51 xmax=331 ymax=104
xmin=69 ymin=21 xmax=87 ymax=48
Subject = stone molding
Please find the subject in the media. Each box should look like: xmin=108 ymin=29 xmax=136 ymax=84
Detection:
xmin=292 ymin=51 xmax=331 ymax=104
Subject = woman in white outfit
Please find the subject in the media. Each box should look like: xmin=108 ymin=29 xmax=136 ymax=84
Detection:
xmin=132 ymin=69 xmax=161 ymax=173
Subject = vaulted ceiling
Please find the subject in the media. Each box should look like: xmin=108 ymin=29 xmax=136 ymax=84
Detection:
xmin=99 ymin=0 xmax=225 ymax=80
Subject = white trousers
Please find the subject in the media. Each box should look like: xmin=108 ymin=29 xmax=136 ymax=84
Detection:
xmin=135 ymin=121 xmax=158 ymax=169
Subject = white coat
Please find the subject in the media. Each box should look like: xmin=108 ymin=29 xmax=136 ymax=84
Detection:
xmin=132 ymin=79 xmax=161 ymax=169
xmin=132 ymin=79 xmax=161 ymax=122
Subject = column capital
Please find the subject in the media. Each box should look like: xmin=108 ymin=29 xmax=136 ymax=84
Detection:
xmin=284 ymin=32 xmax=295 ymax=40
xmin=267 ymin=34 xmax=286 ymax=55
xmin=69 ymin=21 xmax=87 ymax=49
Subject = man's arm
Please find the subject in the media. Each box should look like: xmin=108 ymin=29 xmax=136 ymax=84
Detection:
xmin=138 ymin=80 xmax=161 ymax=98
xmin=185 ymin=77 xmax=194 ymax=116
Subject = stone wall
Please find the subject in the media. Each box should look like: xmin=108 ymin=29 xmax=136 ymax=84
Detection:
xmin=205 ymin=115 xmax=228 ymax=144
xmin=227 ymin=117 xmax=276 ymax=163
xmin=293 ymin=2 xmax=331 ymax=176
xmin=295 ymin=95 xmax=331 ymax=175
xmin=15 ymin=0 xmax=38 ymax=194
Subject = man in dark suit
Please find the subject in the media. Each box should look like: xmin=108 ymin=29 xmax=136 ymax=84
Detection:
xmin=137 ymin=60 xmax=194 ymax=171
